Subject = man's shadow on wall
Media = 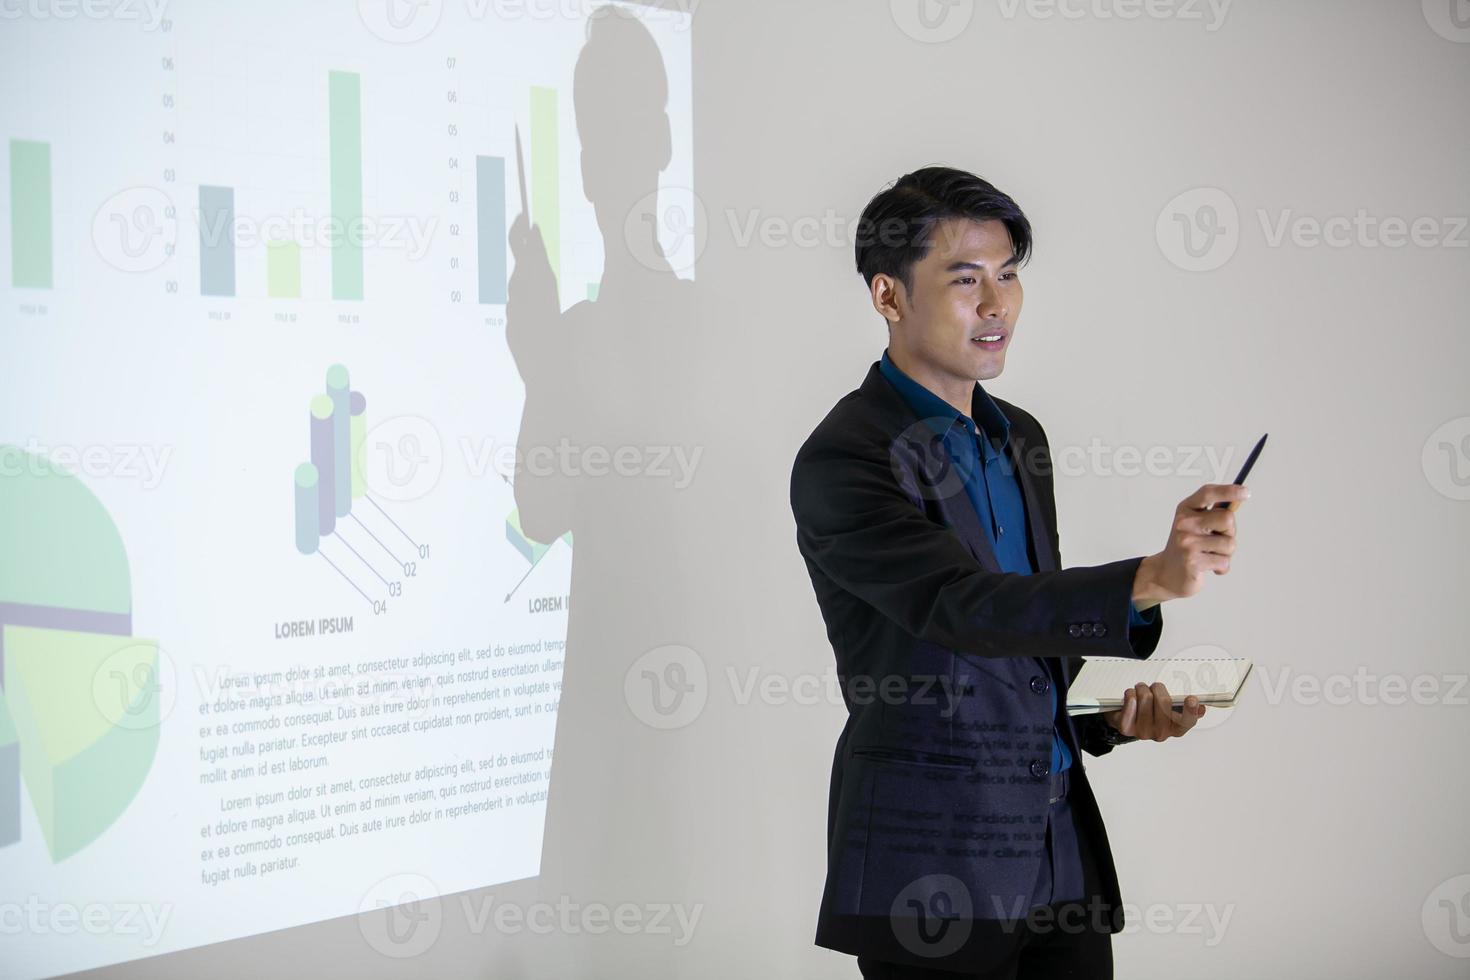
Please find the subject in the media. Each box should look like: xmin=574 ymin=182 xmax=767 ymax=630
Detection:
xmin=497 ymin=6 xmax=706 ymax=975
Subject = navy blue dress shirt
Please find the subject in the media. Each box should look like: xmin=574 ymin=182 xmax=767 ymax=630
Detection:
xmin=878 ymin=350 xmax=1156 ymax=773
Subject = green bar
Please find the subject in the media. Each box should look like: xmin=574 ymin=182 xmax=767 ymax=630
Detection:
xmin=267 ymin=240 xmax=301 ymax=298
xmin=530 ymin=86 xmax=559 ymax=286
xmin=329 ymin=70 xmax=363 ymax=301
xmin=10 ymin=140 xmax=53 ymax=289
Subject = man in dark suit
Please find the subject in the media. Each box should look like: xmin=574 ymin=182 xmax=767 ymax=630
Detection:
xmin=789 ymin=167 xmax=1248 ymax=979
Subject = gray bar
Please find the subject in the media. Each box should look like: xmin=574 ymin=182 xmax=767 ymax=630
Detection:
xmin=199 ymin=185 xmax=236 ymax=297
xmin=477 ymin=156 xmax=507 ymax=304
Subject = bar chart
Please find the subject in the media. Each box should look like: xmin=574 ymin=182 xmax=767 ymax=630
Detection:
xmin=8 ymin=139 xmax=52 ymax=290
xmin=290 ymin=364 xmax=431 ymax=614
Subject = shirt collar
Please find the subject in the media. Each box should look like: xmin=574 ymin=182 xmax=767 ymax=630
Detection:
xmin=878 ymin=349 xmax=1012 ymax=454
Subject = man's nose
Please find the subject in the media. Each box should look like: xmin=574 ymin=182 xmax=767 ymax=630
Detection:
xmin=977 ymin=282 xmax=1007 ymax=319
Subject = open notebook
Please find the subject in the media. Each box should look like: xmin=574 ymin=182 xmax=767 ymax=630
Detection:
xmin=1065 ymin=657 xmax=1254 ymax=716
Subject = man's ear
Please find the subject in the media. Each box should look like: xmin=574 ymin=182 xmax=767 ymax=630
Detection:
xmin=870 ymin=273 xmax=905 ymax=325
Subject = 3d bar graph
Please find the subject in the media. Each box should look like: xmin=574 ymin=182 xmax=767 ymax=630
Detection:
xmin=309 ymin=394 xmax=336 ymax=536
xmin=294 ymin=366 xmax=371 ymax=553
xmin=293 ymin=463 xmax=320 ymax=556
xmin=350 ymin=391 xmax=367 ymax=500
xmin=325 ymin=364 xmax=351 ymax=518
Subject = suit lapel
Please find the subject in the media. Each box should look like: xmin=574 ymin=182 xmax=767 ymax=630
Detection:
xmin=1006 ymin=429 xmax=1058 ymax=574
xmin=861 ymin=361 xmax=1061 ymax=579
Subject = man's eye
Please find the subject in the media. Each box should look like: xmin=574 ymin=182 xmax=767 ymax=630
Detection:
xmin=1000 ymin=272 xmax=1018 ymax=281
xmin=955 ymin=277 xmax=976 ymax=285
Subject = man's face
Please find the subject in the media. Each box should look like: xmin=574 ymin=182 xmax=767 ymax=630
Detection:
xmin=886 ymin=217 xmax=1023 ymax=384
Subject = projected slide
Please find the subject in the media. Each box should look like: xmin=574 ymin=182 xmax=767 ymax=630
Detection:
xmin=0 ymin=449 xmax=160 ymax=863
xmin=0 ymin=1 xmax=692 ymax=977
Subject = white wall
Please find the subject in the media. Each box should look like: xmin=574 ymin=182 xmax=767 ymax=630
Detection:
xmin=75 ymin=1 xmax=1469 ymax=977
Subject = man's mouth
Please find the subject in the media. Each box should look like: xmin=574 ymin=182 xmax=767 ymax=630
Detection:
xmin=971 ymin=330 xmax=1007 ymax=350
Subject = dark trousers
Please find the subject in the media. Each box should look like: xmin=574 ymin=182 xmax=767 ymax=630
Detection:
xmin=857 ymin=783 xmax=1114 ymax=980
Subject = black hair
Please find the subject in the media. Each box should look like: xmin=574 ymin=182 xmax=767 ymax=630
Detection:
xmin=854 ymin=166 xmax=1033 ymax=294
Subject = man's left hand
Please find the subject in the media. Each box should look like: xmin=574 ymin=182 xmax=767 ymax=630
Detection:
xmin=1101 ymin=682 xmax=1205 ymax=742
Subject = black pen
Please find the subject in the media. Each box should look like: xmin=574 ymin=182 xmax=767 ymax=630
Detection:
xmin=1215 ymin=433 xmax=1267 ymax=511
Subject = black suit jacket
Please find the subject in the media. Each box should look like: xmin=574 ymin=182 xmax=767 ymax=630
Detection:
xmin=789 ymin=361 xmax=1163 ymax=971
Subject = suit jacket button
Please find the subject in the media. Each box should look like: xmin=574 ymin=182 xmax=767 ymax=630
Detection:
xmin=1068 ymin=624 xmax=1082 ymax=638
xmin=1080 ymin=623 xmax=1094 ymax=637
xmin=1095 ymin=623 xmax=1108 ymax=637
xmin=1030 ymin=676 xmax=1049 ymax=695
xmin=1030 ymin=760 xmax=1049 ymax=778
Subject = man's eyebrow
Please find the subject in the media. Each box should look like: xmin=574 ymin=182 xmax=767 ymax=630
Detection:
xmin=943 ymin=255 xmax=1021 ymax=273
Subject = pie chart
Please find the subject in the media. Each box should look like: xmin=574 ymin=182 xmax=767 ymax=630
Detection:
xmin=0 ymin=446 xmax=159 ymax=861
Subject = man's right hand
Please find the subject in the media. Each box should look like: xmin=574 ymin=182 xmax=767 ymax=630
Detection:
xmin=506 ymin=213 xmax=561 ymax=372
xmin=1132 ymin=483 xmax=1250 ymax=609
